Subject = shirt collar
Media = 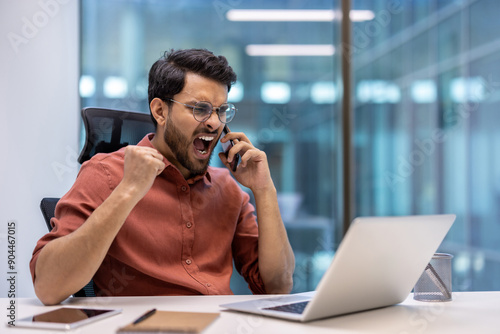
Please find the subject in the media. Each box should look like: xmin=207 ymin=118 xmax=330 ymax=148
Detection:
xmin=138 ymin=133 xmax=212 ymax=185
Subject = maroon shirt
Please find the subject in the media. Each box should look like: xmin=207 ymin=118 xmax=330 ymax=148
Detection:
xmin=30 ymin=134 xmax=265 ymax=296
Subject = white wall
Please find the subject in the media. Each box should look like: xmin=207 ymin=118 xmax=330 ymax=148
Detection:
xmin=0 ymin=0 xmax=79 ymax=298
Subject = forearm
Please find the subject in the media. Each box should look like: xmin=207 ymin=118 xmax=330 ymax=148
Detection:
xmin=34 ymin=184 xmax=139 ymax=305
xmin=254 ymin=184 xmax=295 ymax=294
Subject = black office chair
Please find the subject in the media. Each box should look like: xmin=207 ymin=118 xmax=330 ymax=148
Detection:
xmin=40 ymin=197 xmax=59 ymax=232
xmin=40 ymin=107 xmax=155 ymax=297
xmin=78 ymin=107 xmax=155 ymax=164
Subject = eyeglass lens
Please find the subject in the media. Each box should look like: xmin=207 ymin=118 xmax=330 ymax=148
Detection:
xmin=193 ymin=102 xmax=235 ymax=123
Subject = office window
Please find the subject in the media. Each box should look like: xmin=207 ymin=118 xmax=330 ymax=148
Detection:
xmin=352 ymin=0 xmax=500 ymax=291
xmin=80 ymin=0 xmax=342 ymax=293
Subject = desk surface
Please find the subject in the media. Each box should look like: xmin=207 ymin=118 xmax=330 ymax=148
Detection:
xmin=3 ymin=292 xmax=500 ymax=333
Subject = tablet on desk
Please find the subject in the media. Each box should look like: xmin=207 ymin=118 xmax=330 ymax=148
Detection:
xmin=13 ymin=307 xmax=122 ymax=330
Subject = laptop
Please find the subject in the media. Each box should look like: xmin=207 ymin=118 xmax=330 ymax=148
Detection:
xmin=221 ymin=214 xmax=456 ymax=322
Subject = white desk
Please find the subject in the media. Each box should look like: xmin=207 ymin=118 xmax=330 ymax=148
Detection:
xmin=3 ymin=292 xmax=499 ymax=333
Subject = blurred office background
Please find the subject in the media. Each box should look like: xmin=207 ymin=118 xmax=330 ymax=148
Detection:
xmin=79 ymin=0 xmax=500 ymax=293
xmin=1 ymin=0 xmax=499 ymax=297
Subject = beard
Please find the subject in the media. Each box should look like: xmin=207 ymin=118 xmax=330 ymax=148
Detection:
xmin=163 ymin=114 xmax=215 ymax=176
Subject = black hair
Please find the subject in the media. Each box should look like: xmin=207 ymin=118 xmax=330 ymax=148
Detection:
xmin=147 ymin=48 xmax=237 ymax=125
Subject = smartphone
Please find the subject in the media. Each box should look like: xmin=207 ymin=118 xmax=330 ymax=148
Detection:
xmin=220 ymin=125 xmax=240 ymax=172
xmin=14 ymin=307 xmax=122 ymax=330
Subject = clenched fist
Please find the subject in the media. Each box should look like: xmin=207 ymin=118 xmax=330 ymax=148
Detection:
xmin=119 ymin=146 xmax=166 ymax=201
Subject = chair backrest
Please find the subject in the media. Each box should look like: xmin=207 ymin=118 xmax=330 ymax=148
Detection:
xmin=78 ymin=107 xmax=156 ymax=164
xmin=40 ymin=197 xmax=59 ymax=231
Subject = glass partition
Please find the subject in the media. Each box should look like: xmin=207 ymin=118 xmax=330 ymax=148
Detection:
xmin=352 ymin=0 xmax=500 ymax=291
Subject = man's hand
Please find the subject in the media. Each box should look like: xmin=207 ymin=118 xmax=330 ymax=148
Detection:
xmin=120 ymin=146 xmax=166 ymax=201
xmin=218 ymin=132 xmax=273 ymax=193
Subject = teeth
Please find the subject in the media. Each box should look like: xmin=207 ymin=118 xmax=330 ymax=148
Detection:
xmin=196 ymin=135 xmax=212 ymax=155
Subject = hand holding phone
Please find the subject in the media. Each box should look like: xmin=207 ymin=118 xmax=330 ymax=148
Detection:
xmin=221 ymin=125 xmax=240 ymax=172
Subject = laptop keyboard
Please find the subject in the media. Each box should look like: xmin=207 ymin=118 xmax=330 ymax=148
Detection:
xmin=263 ymin=301 xmax=309 ymax=314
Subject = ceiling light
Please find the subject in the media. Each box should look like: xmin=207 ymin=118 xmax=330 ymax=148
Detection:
xmin=79 ymin=75 xmax=96 ymax=98
xmin=311 ymin=81 xmax=337 ymax=104
xmin=228 ymin=81 xmax=244 ymax=102
xmin=350 ymin=10 xmax=375 ymax=22
xmin=411 ymin=80 xmax=437 ymax=104
xmin=227 ymin=9 xmax=335 ymax=22
xmin=261 ymin=82 xmax=291 ymax=104
xmin=450 ymin=77 xmax=486 ymax=103
xmin=246 ymin=44 xmax=335 ymax=56
xmin=103 ymin=76 xmax=128 ymax=99
xmin=226 ymin=9 xmax=375 ymax=22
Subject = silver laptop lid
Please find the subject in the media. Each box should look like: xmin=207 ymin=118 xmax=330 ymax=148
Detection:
xmin=302 ymin=214 xmax=456 ymax=321
xmin=221 ymin=214 xmax=455 ymax=322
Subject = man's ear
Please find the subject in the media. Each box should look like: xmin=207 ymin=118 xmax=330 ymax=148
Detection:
xmin=150 ymin=98 xmax=167 ymax=126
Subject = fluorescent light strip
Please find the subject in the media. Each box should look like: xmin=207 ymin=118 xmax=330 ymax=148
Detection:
xmin=246 ymin=44 xmax=335 ymax=56
xmin=226 ymin=9 xmax=375 ymax=22
xmin=227 ymin=9 xmax=335 ymax=22
xmin=350 ymin=10 xmax=376 ymax=22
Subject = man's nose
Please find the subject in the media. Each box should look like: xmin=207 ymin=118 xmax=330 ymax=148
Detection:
xmin=203 ymin=110 xmax=222 ymax=130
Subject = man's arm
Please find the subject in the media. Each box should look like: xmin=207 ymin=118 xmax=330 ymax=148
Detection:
xmin=253 ymin=183 xmax=295 ymax=293
xmin=34 ymin=146 xmax=165 ymax=305
xmin=219 ymin=133 xmax=295 ymax=294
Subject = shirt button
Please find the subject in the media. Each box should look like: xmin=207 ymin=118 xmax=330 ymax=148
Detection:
xmin=181 ymin=186 xmax=187 ymax=192
xmin=186 ymin=222 xmax=192 ymax=228
xmin=185 ymin=259 xmax=192 ymax=265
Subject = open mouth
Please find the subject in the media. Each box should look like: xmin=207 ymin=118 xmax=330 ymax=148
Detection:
xmin=193 ymin=135 xmax=215 ymax=156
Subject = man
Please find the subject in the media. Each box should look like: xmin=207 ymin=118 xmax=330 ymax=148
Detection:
xmin=30 ymin=49 xmax=295 ymax=305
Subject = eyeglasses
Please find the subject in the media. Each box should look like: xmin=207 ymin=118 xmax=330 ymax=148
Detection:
xmin=169 ymin=99 xmax=237 ymax=124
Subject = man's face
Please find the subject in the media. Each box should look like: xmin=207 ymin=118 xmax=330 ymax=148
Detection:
xmin=163 ymin=72 xmax=228 ymax=177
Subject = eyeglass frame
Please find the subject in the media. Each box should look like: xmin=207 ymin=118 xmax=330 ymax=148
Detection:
xmin=168 ymin=98 xmax=237 ymax=124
